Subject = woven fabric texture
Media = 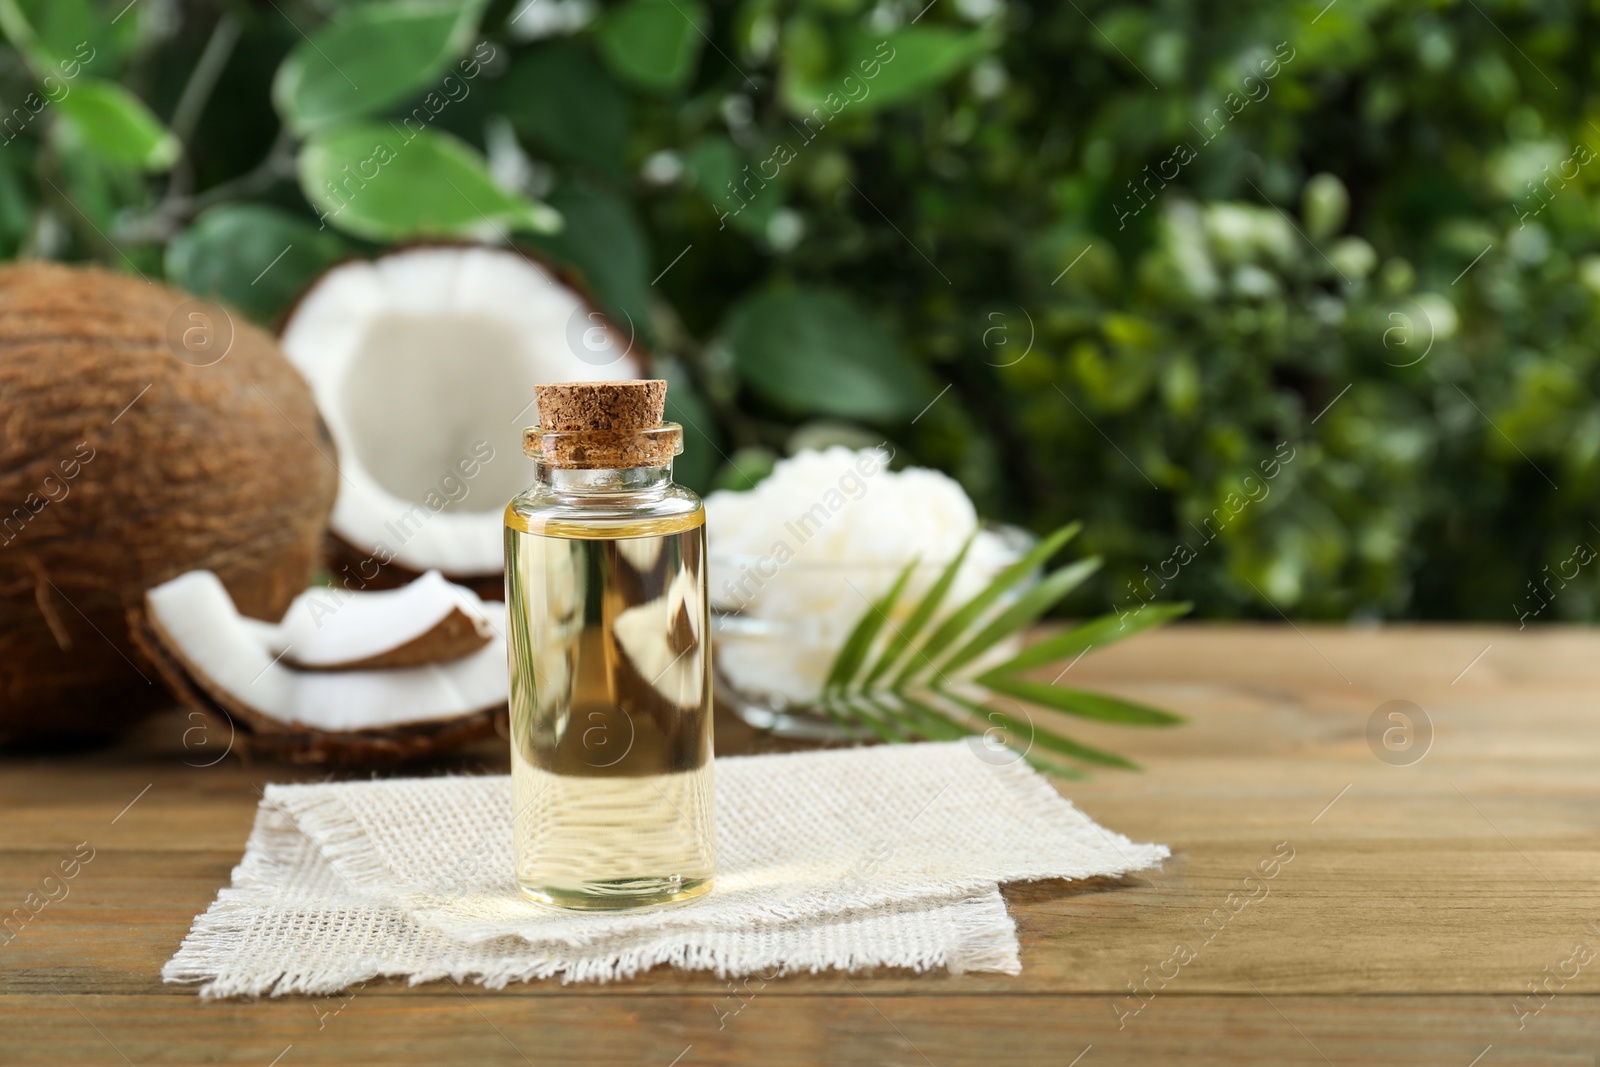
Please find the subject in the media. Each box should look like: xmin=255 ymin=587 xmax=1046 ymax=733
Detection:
xmin=164 ymin=742 xmax=1167 ymax=997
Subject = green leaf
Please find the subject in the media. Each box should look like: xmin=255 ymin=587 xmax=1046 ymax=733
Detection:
xmin=816 ymin=697 xmax=870 ymax=740
xmin=6 ymin=0 xmax=113 ymax=73
xmin=937 ymin=556 xmax=1102 ymax=675
xmin=165 ymin=204 xmax=349 ymax=326
xmin=979 ymin=602 xmax=1192 ymax=681
xmin=596 ymin=0 xmax=706 ymax=92
xmin=524 ymin=178 xmax=651 ymax=340
xmin=51 ymin=124 xmax=122 ymax=239
xmin=1025 ymin=728 xmax=1139 ymax=769
xmin=824 ymin=557 xmax=918 ymax=693
xmin=723 ymin=286 xmax=930 ymax=420
xmin=782 ymin=25 xmax=988 ymax=116
xmin=499 ymin=40 xmax=629 ymax=175
xmin=0 ymin=0 xmax=40 ymax=64
xmin=856 ymin=28 xmax=990 ymax=111
xmin=272 ymin=0 xmax=487 ymax=134
xmin=824 ymin=694 xmax=904 ymax=743
xmin=55 ymin=78 xmax=178 ymax=171
xmin=896 ymin=522 xmax=1081 ymax=686
xmin=937 ymin=689 xmax=1141 ymax=769
xmin=865 ymin=694 xmax=946 ymax=740
xmin=863 ymin=533 xmax=975 ymax=686
xmin=298 ymin=122 xmax=559 ymax=241
xmin=800 ymin=517 xmax=1185 ymax=774
xmin=778 ymin=13 xmax=830 ymax=88
xmin=979 ymin=677 xmax=1185 ymax=726
xmin=894 ymin=693 xmax=977 ymax=741
xmin=682 ymin=136 xmax=780 ymax=236
xmin=1024 ymin=753 xmax=1089 ymax=780
xmin=0 ymin=147 xmax=32 ymax=253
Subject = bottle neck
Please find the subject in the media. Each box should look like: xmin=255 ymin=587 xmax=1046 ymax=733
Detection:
xmin=534 ymin=462 xmax=673 ymax=497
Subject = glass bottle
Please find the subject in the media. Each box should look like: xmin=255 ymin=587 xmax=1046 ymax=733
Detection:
xmin=503 ymin=380 xmax=715 ymax=910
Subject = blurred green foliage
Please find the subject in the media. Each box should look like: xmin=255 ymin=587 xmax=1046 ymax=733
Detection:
xmin=2 ymin=0 xmax=1596 ymax=622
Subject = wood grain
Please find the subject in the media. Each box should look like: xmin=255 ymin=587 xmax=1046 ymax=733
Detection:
xmin=2 ymin=625 xmax=1598 ymax=1065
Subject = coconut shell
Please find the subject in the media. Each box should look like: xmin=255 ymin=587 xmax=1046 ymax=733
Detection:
xmin=0 ymin=263 xmax=336 ymax=747
xmin=127 ymin=605 xmax=504 ymax=766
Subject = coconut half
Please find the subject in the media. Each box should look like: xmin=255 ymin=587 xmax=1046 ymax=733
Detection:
xmin=131 ymin=570 xmax=508 ymax=764
xmin=0 ymin=263 xmax=335 ymax=748
xmin=280 ymin=246 xmax=642 ymax=591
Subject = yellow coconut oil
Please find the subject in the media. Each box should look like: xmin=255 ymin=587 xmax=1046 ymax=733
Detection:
xmin=504 ymin=381 xmax=715 ymax=910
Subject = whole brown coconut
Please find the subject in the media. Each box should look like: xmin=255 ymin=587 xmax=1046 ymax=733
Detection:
xmin=0 ymin=262 xmax=336 ymax=746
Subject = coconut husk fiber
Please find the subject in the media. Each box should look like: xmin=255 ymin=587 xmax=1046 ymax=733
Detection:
xmin=0 ymin=262 xmax=336 ymax=746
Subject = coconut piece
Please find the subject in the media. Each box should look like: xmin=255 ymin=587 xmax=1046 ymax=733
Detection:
xmin=132 ymin=570 xmax=507 ymax=765
xmin=280 ymin=246 xmax=643 ymax=589
xmin=267 ymin=570 xmax=495 ymax=670
xmin=129 ymin=607 xmax=500 ymax=766
xmin=0 ymin=263 xmax=335 ymax=746
xmin=143 ymin=570 xmax=507 ymax=731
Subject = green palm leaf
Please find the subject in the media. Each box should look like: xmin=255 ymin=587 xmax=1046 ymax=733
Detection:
xmin=1022 ymin=753 xmax=1090 ymax=779
xmin=896 ymin=693 xmax=985 ymax=741
xmin=823 ymin=693 xmax=906 ymax=742
xmin=893 ymin=521 xmax=1081 ymax=687
xmin=807 ymin=521 xmax=1184 ymax=776
xmin=979 ymin=676 xmax=1184 ymax=726
xmin=906 ymin=692 xmax=1091 ymax=778
xmin=935 ymin=556 xmax=1101 ymax=676
xmin=823 ymin=557 xmax=918 ymax=694
xmin=862 ymin=533 xmax=975 ymax=685
xmin=978 ymin=601 xmax=1191 ymax=680
xmin=934 ymin=688 xmax=1141 ymax=769
xmin=866 ymin=693 xmax=949 ymax=739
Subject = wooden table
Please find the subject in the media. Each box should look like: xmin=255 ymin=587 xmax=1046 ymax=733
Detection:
xmin=3 ymin=626 xmax=1597 ymax=1065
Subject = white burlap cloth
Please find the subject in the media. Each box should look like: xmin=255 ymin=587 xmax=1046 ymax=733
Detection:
xmin=164 ymin=742 xmax=1167 ymax=997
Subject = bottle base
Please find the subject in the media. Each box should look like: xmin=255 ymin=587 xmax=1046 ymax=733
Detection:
xmin=518 ymin=876 xmax=713 ymax=912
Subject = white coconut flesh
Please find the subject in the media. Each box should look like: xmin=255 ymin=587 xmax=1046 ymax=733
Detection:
xmin=266 ymin=569 xmax=495 ymax=669
xmin=280 ymin=245 xmax=639 ymax=578
xmin=144 ymin=570 xmax=507 ymax=732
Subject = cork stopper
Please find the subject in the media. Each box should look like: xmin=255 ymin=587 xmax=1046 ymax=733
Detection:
xmin=524 ymin=379 xmax=681 ymax=469
xmin=533 ymin=380 xmax=667 ymax=432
